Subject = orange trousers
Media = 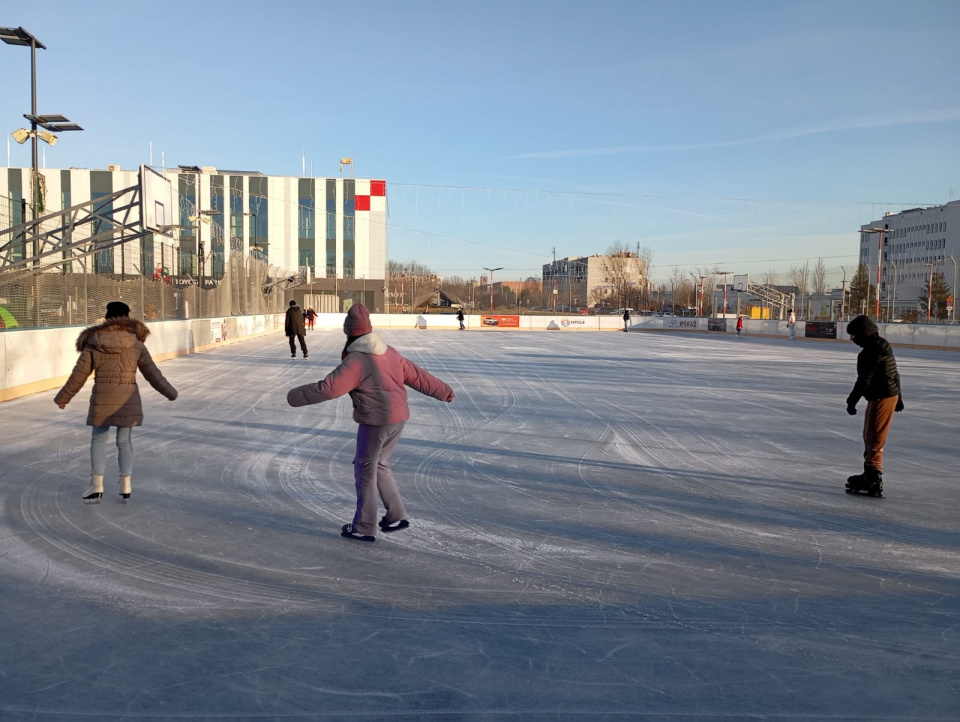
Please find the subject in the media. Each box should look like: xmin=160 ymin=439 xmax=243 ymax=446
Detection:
xmin=863 ymin=396 xmax=897 ymax=472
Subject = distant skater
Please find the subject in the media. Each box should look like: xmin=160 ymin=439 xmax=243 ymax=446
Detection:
xmin=286 ymin=300 xmax=308 ymax=358
xmin=736 ymin=315 xmax=744 ymax=337
xmin=844 ymin=315 xmax=904 ymax=498
xmin=54 ymin=301 xmax=178 ymax=503
xmin=286 ymin=304 xmax=455 ymax=542
xmin=787 ymin=309 xmax=797 ymax=340
xmin=457 ymin=308 xmax=465 ymax=331
xmin=306 ymin=307 xmax=317 ymax=330
xmin=622 ymin=308 xmax=631 ymax=332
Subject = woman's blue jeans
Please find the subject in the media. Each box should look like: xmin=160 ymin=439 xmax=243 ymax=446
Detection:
xmin=90 ymin=426 xmax=134 ymax=477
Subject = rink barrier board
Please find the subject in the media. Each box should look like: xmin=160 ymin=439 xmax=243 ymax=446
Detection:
xmin=0 ymin=314 xmax=284 ymax=402
xmin=3 ymin=313 xmax=958 ymax=402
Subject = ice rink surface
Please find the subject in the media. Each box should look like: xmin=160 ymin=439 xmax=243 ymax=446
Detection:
xmin=1 ymin=327 xmax=958 ymax=721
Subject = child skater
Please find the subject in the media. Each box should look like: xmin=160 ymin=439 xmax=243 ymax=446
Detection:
xmin=287 ymin=304 xmax=455 ymax=541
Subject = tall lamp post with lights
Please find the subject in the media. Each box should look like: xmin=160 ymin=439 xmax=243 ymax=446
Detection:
xmin=3 ymin=26 xmax=83 ymax=326
xmin=861 ymin=227 xmax=887 ymax=319
xmin=715 ymin=271 xmax=734 ymax=316
xmin=483 ymin=267 xmax=503 ymax=312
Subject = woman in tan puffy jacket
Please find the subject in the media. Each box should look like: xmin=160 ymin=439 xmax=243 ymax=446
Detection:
xmin=55 ymin=301 xmax=178 ymax=503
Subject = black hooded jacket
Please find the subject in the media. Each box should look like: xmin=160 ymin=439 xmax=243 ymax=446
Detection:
xmin=845 ymin=316 xmax=901 ymax=405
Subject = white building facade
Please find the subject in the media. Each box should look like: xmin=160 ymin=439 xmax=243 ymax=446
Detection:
xmin=1 ymin=165 xmax=388 ymax=312
xmin=860 ymin=200 xmax=959 ymax=318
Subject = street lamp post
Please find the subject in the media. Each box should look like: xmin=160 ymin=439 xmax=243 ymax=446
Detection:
xmin=861 ymin=228 xmax=886 ymax=319
xmin=3 ymin=26 xmax=82 ymax=326
xmin=483 ymin=267 xmax=503 ymax=312
xmin=242 ymin=212 xmax=259 ymax=252
xmin=716 ymin=271 xmax=733 ymax=316
xmin=840 ymin=266 xmax=847 ymax=321
xmin=887 ymin=260 xmax=898 ymax=321
xmin=948 ymin=255 xmax=958 ymax=324
xmin=698 ymin=275 xmax=706 ymax=316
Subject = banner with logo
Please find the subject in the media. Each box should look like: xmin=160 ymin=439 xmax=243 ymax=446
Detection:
xmin=480 ymin=315 xmax=520 ymax=328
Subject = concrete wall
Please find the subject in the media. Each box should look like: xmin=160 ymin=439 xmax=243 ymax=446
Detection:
xmin=5 ymin=313 xmax=958 ymax=402
xmin=1 ymin=314 xmax=283 ymax=402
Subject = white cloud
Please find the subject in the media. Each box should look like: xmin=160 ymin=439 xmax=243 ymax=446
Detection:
xmin=508 ymin=109 xmax=960 ymax=160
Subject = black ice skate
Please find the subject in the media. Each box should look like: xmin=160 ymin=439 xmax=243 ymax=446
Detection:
xmin=845 ymin=469 xmax=883 ymax=498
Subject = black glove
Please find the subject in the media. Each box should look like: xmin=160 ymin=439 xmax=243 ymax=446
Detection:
xmin=895 ymin=396 xmax=904 ymax=413
xmin=846 ymin=404 xmax=857 ymax=416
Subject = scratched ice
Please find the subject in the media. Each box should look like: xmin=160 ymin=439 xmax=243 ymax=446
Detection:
xmin=1 ymin=329 xmax=957 ymax=720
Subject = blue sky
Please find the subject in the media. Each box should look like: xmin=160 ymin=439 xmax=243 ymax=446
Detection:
xmin=5 ymin=0 xmax=959 ymax=285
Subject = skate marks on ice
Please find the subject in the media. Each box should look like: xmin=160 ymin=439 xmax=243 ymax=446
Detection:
xmin=1 ymin=331 xmax=959 ymax=720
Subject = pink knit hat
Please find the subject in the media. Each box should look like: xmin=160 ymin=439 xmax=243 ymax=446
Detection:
xmin=343 ymin=303 xmax=372 ymax=336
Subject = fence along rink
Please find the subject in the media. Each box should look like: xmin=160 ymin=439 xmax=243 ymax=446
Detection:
xmin=0 ymin=166 xmax=296 ymax=328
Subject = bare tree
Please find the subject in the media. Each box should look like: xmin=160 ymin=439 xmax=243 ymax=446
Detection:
xmin=762 ymin=269 xmax=780 ymax=286
xmin=670 ymin=267 xmax=695 ymax=312
xmin=812 ymin=258 xmax=828 ymax=294
xmin=789 ymin=262 xmax=811 ymax=316
xmin=388 ymin=259 xmax=437 ymax=310
xmin=600 ymin=241 xmax=644 ymax=309
xmin=638 ymin=246 xmax=654 ymax=310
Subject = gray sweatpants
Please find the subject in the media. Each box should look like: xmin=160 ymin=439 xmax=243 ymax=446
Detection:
xmin=352 ymin=421 xmax=408 ymax=536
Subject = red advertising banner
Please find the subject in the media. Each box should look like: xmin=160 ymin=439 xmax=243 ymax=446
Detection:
xmin=480 ymin=315 xmax=520 ymax=328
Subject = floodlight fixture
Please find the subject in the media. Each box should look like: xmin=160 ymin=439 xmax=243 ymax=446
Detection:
xmin=0 ymin=26 xmax=46 ymax=49
xmin=11 ymin=128 xmax=29 ymax=144
xmin=37 ymin=130 xmax=57 ymax=146
xmin=24 ymin=114 xmax=83 ymax=132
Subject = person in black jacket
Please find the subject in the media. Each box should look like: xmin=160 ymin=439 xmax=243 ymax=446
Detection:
xmin=285 ymin=300 xmax=308 ymax=359
xmin=844 ymin=315 xmax=903 ymax=496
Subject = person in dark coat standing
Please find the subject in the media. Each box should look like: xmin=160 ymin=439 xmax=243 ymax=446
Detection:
xmin=287 ymin=304 xmax=455 ymax=542
xmin=285 ymin=300 xmax=308 ymax=359
xmin=844 ymin=315 xmax=904 ymax=497
xmin=622 ymin=308 xmax=631 ymax=332
xmin=456 ymin=308 xmax=465 ymax=331
xmin=54 ymin=301 xmax=178 ymax=503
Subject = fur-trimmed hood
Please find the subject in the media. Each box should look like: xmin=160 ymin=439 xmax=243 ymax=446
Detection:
xmin=75 ymin=317 xmax=150 ymax=352
xmin=344 ymin=332 xmax=388 ymax=356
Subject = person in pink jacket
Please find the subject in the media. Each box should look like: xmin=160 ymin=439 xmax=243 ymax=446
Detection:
xmin=286 ymin=304 xmax=455 ymax=542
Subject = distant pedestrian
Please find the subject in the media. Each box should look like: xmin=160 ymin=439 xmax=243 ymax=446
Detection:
xmin=844 ymin=315 xmax=903 ymax=497
xmin=286 ymin=300 xmax=308 ymax=358
xmin=54 ymin=301 xmax=178 ymax=503
xmin=736 ymin=315 xmax=744 ymax=337
xmin=306 ymin=307 xmax=317 ymax=330
xmin=787 ymin=309 xmax=797 ymax=340
xmin=286 ymin=304 xmax=455 ymax=542
xmin=622 ymin=308 xmax=631 ymax=332
xmin=457 ymin=308 xmax=465 ymax=331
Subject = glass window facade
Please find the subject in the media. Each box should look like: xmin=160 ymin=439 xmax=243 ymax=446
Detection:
xmin=249 ymin=176 xmax=268 ymax=256
xmin=326 ymin=179 xmax=336 ymax=277
xmin=298 ymin=178 xmax=315 ymax=271
xmin=61 ymin=170 xmax=73 ymax=274
xmin=229 ymin=176 xmax=243 ymax=241
xmin=343 ymin=179 xmax=355 ymax=279
xmin=210 ymin=175 xmax=224 ymax=277
xmin=91 ymin=171 xmax=115 ymax=274
xmin=8 ymin=169 xmax=25 ymax=263
xmin=177 ymin=173 xmax=197 ymax=275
